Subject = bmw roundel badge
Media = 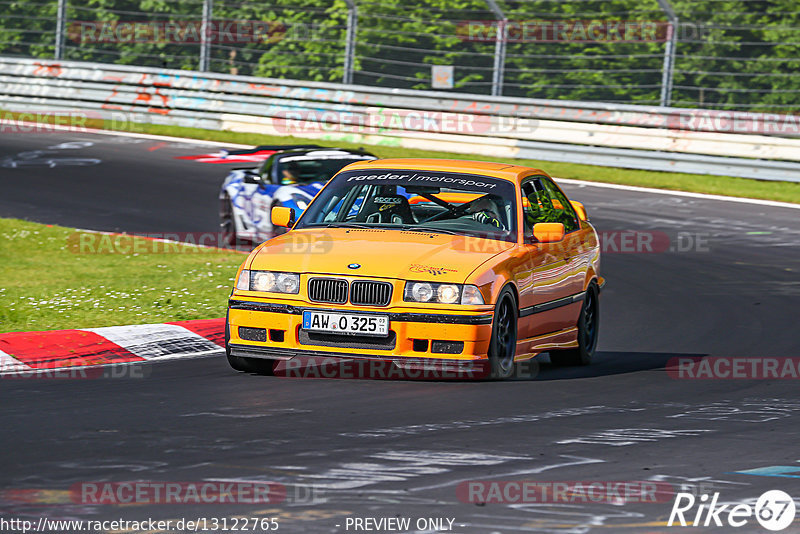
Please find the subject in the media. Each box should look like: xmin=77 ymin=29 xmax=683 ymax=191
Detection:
xmin=348 ymin=263 xmax=361 ymax=269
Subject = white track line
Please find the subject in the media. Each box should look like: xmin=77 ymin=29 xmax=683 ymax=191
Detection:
xmin=555 ymin=177 xmax=800 ymax=210
xmin=20 ymin=120 xmax=799 ymax=210
xmin=14 ymin=120 xmax=251 ymax=148
xmin=81 ymin=129 xmax=252 ymax=148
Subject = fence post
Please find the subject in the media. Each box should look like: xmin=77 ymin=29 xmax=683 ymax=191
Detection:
xmin=54 ymin=0 xmax=66 ymax=59
xmin=343 ymin=0 xmax=357 ymax=85
xmin=485 ymin=0 xmax=506 ymax=97
xmin=656 ymin=0 xmax=678 ymax=107
xmin=199 ymin=0 xmax=213 ymax=71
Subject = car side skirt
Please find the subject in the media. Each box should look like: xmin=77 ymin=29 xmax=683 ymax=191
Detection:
xmin=518 ymin=291 xmax=586 ymax=317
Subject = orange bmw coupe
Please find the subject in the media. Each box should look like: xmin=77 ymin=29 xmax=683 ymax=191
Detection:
xmin=225 ymin=159 xmax=603 ymax=379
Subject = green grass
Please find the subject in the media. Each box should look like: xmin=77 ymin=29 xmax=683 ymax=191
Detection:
xmin=0 ymin=218 xmax=245 ymax=333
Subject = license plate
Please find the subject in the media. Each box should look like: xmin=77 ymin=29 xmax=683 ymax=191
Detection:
xmin=302 ymin=311 xmax=389 ymax=337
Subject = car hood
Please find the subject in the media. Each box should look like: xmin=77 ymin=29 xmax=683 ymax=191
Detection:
xmin=274 ymin=183 xmax=324 ymax=203
xmin=249 ymin=228 xmax=515 ymax=283
xmin=293 ymin=183 xmax=324 ymax=196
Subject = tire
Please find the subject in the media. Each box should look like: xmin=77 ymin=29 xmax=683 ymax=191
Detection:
xmin=488 ymin=286 xmax=518 ymax=380
xmin=227 ymin=353 xmax=254 ymax=373
xmin=248 ymin=358 xmax=277 ymax=375
xmin=220 ymin=193 xmax=238 ymax=247
xmin=550 ymin=282 xmax=599 ymax=366
xmin=225 ymin=313 xmax=276 ymax=375
xmin=224 ymin=313 xmax=249 ymax=372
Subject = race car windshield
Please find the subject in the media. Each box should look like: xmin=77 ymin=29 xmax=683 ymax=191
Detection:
xmin=277 ymin=156 xmax=374 ymax=185
xmin=296 ymin=169 xmax=518 ymax=242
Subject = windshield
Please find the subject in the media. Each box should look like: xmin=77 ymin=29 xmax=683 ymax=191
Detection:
xmin=276 ymin=154 xmax=375 ymax=185
xmin=295 ymin=169 xmax=518 ymax=242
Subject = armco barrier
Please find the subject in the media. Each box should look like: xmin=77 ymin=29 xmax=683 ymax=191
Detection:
xmin=1 ymin=57 xmax=800 ymax=182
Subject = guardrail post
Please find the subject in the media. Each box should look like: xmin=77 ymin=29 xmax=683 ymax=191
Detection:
xmin=54 ymin=0 xmax=67 ymax=59
xmin=343 ymin=0 xmax=357 ymax=85
xmin=485 ymin=0 xmax=507 ymax=97
xmin=656 ymin=0 xmax=678 ymax=107
xmin=199 ymin=0 xmax=213 ymax=71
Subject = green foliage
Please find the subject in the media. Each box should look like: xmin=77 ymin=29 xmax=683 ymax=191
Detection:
xmin=248 ymin=0 xmax=349 ymax=81
xmin=0 ymin=0 xmax=59 ymax=58
xmin=0 ymin=0 xmax=798 ymax=111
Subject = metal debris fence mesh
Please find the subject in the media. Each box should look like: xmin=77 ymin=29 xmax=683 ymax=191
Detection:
xmin=0 ymin=0 xmax=798 ymax=112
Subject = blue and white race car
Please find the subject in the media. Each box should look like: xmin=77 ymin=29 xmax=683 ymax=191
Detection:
xmin=219 ymin=147 xmax=377 ymax=243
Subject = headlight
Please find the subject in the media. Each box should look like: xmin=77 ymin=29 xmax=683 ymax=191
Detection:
xmin=276 ymin=272 xmax=300 ymax=293
xmin=403 ymin=282 xmax=485 ymax=305
xmin=411 ymin=282 xmax=433 ymax=302
xmin=252 ymin=271 xmax=276 ymax=292
xmin=437 ymin=284 xmax=460 ymax=304
xmin=290 ymin=193 xmax=309 ymax=210
xmin=236 ymin=269 xmax=300 ymax=294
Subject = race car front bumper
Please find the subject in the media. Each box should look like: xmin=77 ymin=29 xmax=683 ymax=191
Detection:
xmin=227 ymin=298 xmax=494 ymax=363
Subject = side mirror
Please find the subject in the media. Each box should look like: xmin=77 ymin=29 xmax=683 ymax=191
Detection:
xmin=571 ymin=201 xmax=588 ymax=221
xmin=242 ymin=169 xmax=260 ymax=184
xmin=271 ymin=206 xmax=296 ymax=229
xmin=533 ymin=222 xmax=565 ymax=243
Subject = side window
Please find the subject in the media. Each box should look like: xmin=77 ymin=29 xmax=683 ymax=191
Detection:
xmin=540 ymin=177 xmax=580 ymax=233
xmin=258 ymin=157 xmax=275 ymax=185
xmin=521 ymin=178 xmax=556 ymax=235
xmin=521 ymin=177 xmax=579 ymax=234
xmin=324 ymin=185 xmax=369 ymax=222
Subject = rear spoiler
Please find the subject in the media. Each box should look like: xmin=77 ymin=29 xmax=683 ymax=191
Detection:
xmin=222 ymin=144 xmax=321 ymax=156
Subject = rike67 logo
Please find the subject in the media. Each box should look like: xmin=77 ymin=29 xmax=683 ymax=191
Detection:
xmin=668 ymin=490 xmax=796 ymax=531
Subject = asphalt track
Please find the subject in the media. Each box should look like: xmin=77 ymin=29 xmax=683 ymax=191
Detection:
xmin=2 ymin=130 xmax=800 ymax=533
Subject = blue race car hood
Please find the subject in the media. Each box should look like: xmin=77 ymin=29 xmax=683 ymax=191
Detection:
xmin=295 ymin=182 xmax=324 ymax=197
